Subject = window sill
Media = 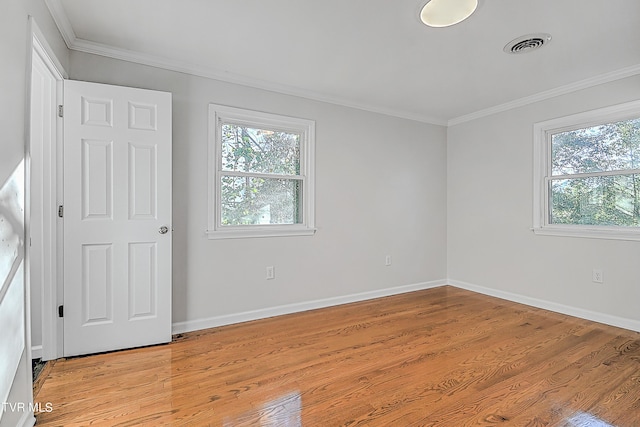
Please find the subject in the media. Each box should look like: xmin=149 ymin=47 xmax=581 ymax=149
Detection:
xmin=206 ymin=226 xmax=316 ymax=240
xmin=532 ymin=226 xmax=640 ymax=242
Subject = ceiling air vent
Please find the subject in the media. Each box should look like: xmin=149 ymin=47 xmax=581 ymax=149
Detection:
xmin=503 ymin=33 xmax=552 ymax=54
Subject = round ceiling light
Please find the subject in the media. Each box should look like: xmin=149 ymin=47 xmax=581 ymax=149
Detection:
xmin=420 ymin=0 xmax=478 ymax=28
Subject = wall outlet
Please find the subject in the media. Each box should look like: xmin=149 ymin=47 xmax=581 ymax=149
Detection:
xmin=592 ymin=269 xmax=603 ymax=283
xmin=266 ymin=266 xmax=275 ymax=280
xmin=385 ymin=255 xmax=392 ymax=266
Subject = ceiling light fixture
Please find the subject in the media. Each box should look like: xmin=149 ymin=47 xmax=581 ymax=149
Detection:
xmin=420 ymin=0 xmax=478 ymax=28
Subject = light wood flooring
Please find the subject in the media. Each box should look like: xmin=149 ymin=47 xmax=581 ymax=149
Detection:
xmin=34 ymin=286 xmax=640 ymax=426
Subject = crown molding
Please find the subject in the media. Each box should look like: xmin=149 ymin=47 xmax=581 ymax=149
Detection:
xmin=69 ymin=38 xmax=448 ymax=126
xmin=448 ymin=63 xmax=640 ymax=126
xmin=44 ymin=0 xmax=446 ymax=126
xmin=45 ymin=0 xmax=640 ymax=129
xmin=44 ymin=0 xmax=77 ymax=48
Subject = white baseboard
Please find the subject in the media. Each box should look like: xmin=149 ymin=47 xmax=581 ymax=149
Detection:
xmin=30 ymin=346 xmax=42 ymax=360
xmin=448 ymin=279 xmax=640 ymax=333
xmin=172 ymin=278 xmax=640 ymax=335
xmin=172 ymin=279 xmax=447 ymax=335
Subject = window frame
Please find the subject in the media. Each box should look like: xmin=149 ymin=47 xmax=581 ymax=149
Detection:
xmin=207 ymin=104 xmax=316 ymax=239
xmin=533 ymin=100 xmax=640 ymax=241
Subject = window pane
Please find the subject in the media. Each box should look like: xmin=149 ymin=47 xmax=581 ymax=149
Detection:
xmin=550 ymin=174 xmax=640 ymax=226
xmin=221 ymin=123 xmax=300 ymax=175
xmin=551 ymin=117 xmax=640 ymax=175
xmin=221 ymin=176 xmax=302 ymax=225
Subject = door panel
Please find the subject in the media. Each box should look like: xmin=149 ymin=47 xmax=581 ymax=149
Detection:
xmin=63 ymin=80 xmax=172 ymax=357
xmin=129 ymin=142 xmax=157 ymax=219
xmin=128 ymin=241 xmax=157 ymax=319
xmin=82 ymin=138 xmax=113 ymax=219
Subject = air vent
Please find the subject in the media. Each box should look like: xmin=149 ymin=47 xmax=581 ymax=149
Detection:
xmin=504 ymin=33 xmax=552 ymax=54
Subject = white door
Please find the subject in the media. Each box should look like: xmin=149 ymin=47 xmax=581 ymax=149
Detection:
xmin=63 ymin=80 xmax=172 ymax=357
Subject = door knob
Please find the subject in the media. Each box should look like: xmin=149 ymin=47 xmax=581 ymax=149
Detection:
xmin=159 ymin=226 xmax=169 ymax=234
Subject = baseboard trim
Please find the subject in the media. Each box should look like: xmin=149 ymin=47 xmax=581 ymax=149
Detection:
xmin=30 ymin=345 xmax=42 ymax=360
xmin=172 ymin=278 xmax=640 ymax=335
xmin=448 ymin=279 xmax=640 ymax=333
xmin=172 ymin=279 xmax=447 ymax=334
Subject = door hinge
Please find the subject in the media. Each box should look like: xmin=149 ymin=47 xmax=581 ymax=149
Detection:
xmin=58 ymin=205 xmax=63 ymax=218
xmin=58 ymin=105 xmax=63 ymax=118
xmin=58 ymin=305 xmax=64 ymax=318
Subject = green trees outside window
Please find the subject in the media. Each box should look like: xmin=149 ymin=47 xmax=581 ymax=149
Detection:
xmin=220 ymin=124 xmax=302 ymax=226
xmin=550 ymin=118 xmax=640 ymax=227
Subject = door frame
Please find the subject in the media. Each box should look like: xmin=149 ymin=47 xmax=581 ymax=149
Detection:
xmin=28 ymin=17 xmax=67 ymax=361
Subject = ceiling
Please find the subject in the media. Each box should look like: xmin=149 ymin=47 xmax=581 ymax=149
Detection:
xmin=47 ymin=0 xmax=640 ymax=125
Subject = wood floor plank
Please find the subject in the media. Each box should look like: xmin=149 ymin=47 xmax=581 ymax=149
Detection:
xmin=34 ymin=286 xmax=640 ymax=426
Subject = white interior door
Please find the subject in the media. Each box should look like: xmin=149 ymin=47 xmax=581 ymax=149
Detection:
xmin=63 ymin=80 xmax=172 ymax=357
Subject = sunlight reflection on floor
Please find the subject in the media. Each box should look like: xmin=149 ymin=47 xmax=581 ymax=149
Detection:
xmin=223 ymin=391 xmax=301 ymax=426
xmin=566 ymin=411 xmax=615 ymax=427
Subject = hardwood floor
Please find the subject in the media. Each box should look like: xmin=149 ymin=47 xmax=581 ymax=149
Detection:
xmin=34 ymin=286 xmax=640 ymax=426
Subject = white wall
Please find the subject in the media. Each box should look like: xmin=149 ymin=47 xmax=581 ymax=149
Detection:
xmin=69 ymin=52 xmax=448 ymax=329
xmin=447 ymin=75 xmax=640 ymax=330
xmin=0 ymin=0 xmax=68 ymax=425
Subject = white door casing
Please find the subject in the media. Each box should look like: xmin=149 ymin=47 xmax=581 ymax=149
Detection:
xmin=29 ymin=19 xmax=68 ymax=361
xmin=29 ymin=39 xmax=61 ymax=361
xmin=63 ymin=80 xmax=172 ymax=357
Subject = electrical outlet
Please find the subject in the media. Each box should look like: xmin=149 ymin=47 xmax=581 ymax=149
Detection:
xmin=385 ymin=255 xmax=392 ymax=266
xmin=592 ymin=269 xmax=603 ymax=283
xmin=266 ymin=266 xmax=275 ymax=280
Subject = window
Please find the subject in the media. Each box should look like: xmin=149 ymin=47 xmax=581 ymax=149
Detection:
xmin=533 ymin=100 xmax=640 ymax=240
xmin=208 ymin=104 xmax=315 ymax=239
